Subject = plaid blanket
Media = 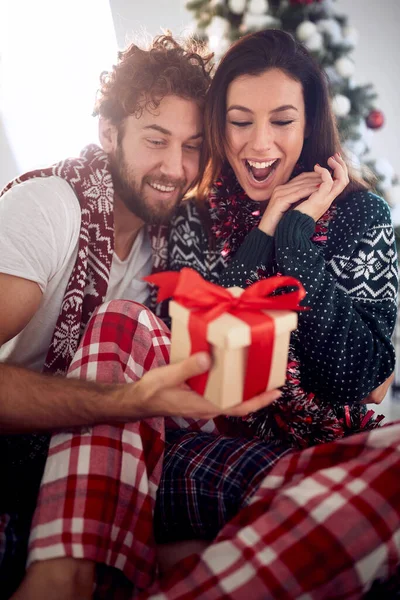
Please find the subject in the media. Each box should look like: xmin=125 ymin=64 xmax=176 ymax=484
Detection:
xmin=27 ymin=300 xmax=400 ymax=598
xmin=137 ymin=419 xmax=400 ymax=599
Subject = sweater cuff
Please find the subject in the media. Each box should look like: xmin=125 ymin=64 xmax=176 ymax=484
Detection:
xmin=275 ymin=210 xmax=316 ymax=251
xmin=234 ymin=227 xmax=274 ymax=267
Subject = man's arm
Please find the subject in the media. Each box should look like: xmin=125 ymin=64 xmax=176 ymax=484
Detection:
xmin=0 ymin=274 xmax=282 ymax=434
xmin=0 ymin=272 xmax=123 ymax=432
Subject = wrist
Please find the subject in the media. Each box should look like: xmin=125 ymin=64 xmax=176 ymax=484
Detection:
xmin=294 ymin=206 xmax=317 ymax=222
xmin=275 ymin=210 xmax=316 ymax=252
xmin=259 ymin=213 xmax=280 ymax=236
xmin=98 ymin=383 xmax=140 ymax=423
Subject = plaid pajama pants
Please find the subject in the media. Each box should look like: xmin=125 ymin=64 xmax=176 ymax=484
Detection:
xmin=155 ymin=429 xmax=289 ymax=544
xmin=11 ymin=300 xmax=400 ymax=598
xmin=5 ymin=300 xmax=286 ymax=596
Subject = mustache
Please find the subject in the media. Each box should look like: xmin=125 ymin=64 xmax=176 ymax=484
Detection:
xmin=144 ymin=175 xmax=187 ymax=189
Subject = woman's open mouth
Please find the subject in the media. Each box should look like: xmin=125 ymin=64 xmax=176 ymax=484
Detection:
xmin=244 ymin=158 xmax=280 ymax=184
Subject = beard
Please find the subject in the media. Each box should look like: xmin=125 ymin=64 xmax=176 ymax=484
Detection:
xmin=108 ymin=146 xmax=187 ymax=225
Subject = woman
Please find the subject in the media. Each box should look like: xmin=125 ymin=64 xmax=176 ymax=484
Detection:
xmin=16 ymin=30 xmax=398 ymax=599
xmin=155 ymin=27 xmax=396 ymax=447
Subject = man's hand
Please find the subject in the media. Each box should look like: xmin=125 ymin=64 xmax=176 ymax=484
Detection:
xmin=361 ymin=372 xmax=394 ymax=405
xmin=128 ymin=352 xmax=282 ymax=420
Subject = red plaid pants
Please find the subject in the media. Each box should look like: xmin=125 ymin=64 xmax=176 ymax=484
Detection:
xmin=28 ymin=300 xmax=231 ymax=590
xmin=28 ymin=300 xmax=400 ymax=598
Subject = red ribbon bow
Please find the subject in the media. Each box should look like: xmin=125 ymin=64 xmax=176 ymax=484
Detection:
xmin=145 ymin=269 xmax=306 ymax=401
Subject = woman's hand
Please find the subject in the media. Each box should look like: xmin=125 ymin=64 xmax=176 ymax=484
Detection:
xmin=295 ymin=153 xmax=349 ymax=222
xmin=259 ymin=171 xmax=322 ymax=236
xmin=258 ymin=154 xmax=349 ymax=236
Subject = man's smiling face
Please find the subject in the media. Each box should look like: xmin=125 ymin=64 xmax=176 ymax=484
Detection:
xmin=108 ymin=94 xmax=203 ymax=224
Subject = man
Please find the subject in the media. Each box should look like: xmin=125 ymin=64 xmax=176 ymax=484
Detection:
xmin=0 ymin=35 xmax=281 ymax=598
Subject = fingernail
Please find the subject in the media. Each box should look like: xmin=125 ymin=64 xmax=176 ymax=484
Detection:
xmin=196 ymin=352 xmax=211 ymax=370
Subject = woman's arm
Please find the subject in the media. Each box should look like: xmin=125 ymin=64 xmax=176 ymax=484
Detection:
xmin=274 ymin=195 xmax=397 ymax=404
xmin=218 ymin=228 xmax=275 ymax=287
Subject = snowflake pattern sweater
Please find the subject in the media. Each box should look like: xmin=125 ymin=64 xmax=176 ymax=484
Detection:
xmin=151 ymin=188 xmax=398 ymax=448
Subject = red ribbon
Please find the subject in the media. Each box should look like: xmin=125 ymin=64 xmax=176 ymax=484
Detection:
xmin=145 ymin=268 xmax=306 ymax=401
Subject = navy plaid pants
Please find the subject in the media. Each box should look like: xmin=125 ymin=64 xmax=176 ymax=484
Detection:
xmin=92 ymin=430 xmax=291 ymax=598
xmin=154 ymin=429 xmax=291 ymax=543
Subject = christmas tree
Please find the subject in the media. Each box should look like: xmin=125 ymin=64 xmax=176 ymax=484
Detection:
xmin=186 ymin=0 xmax=398 ymax=204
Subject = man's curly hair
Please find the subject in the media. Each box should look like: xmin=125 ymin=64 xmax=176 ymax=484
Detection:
xmin=93 ymin=34 xmax=214 ymax=127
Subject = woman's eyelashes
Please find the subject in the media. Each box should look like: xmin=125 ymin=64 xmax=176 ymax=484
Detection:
xmin=229 ymin=121 xmax=252 ymax=128
xmin=228 ymin=120 xmax=295 ymax=128
xmin=273 ymin=120 xmax=295 ymax=126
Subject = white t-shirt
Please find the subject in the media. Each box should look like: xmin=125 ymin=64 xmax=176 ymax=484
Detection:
xmin=0 ymin=176 xmax=152 ymax=372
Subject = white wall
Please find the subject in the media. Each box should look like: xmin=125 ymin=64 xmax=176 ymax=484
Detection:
xmin=0 ymin=0 xmax=117 ymax=189
xmin=110 ymin=0 xmax=193 ymax=45
xmin=1 ymin=0 xmax=399 ymax=187
xmin=335 ymin=0 xmax=400 ymax=177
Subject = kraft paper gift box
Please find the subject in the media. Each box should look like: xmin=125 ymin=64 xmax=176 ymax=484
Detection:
xmin=146 ymin=268 xmax=305 ymax=410
xmin=169 ymin=287 xmax=298 ymax=409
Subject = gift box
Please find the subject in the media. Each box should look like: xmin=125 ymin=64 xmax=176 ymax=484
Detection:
xmin=146 ymin=269 xmax=305 ymax=409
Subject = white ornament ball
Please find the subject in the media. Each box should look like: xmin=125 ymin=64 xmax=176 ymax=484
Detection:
xmin=205 ymin=16 xmax=230 ymax=58
xmin=304 ymin=31 xmax=323 ymax=52
xmin=243 ymin=12 xmax=277 ymax=30
xmin=343 ymin=148 xmax=362 ymax=171
xmin=248 ymin=0 xmax=269 ymax=15
xmin=343 ymin=25 xmax=359 ymax=47
xmin=344 ymin=138 xmax=367 ymax=158
xmin=205 ymin=15 xmax=230 ymax=39
xmin=208 ymin=35 xmax=230 ymax=58
xmin=375 ymin=157 xmax=395 ymax=181
xmin=317 ymin=19 xmax=343 ymax=45
xmin=228 ymin=0 xmax=247 ymax=15
xmin=296 ymin=21 xmax=317 ymax=42
xmin=332 ymin=94 xmax=351 ymax=117
xmin=335 ymin=56 xmax=355 ymax=78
